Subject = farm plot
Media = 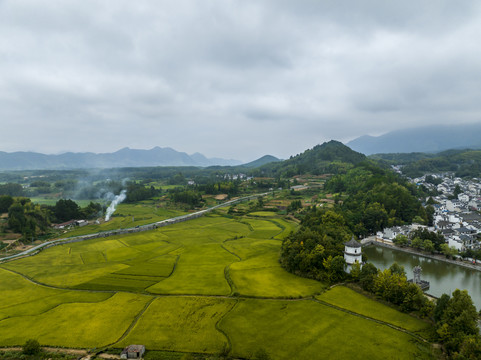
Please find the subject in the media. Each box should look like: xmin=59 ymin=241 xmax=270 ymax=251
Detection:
xmin=220 ymin=299 xmax=433 ymax=360
xmin=146 ymin=244 xmax=237 ymax=295
xmin=117 ymin=297 xmax=236 ymax=353
xmin=246 ymin=219 xmax=284 ymax=239
xmin=317 ymin=286 xmax=432 ymax=337
xmin=0 ymin=268 xmax=112 ymax=321
xmin=0 ymin=292 xmax=152 ymax=348
xmin=224 ymin=238 xmax=325 ymax=298
xmin=1 ymin=234 xmax=177 ymax=288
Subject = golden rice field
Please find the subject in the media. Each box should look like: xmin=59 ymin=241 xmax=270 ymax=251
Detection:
xmin=0 ymin=211 xmax=434 ymax=359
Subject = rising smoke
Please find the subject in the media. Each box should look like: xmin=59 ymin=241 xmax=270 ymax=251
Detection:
xmin=105 ymin=189 xmax=127 ymax=221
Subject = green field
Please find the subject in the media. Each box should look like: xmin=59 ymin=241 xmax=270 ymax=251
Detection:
xmin=0 ymin=212 xmax=434 ymax=359
xmin=220 ymin=299 xmax=432 ymax=360
xmin=59 ymin=203 xmax=185 ymax=238
xmin=317 ymin=286 xmax=432 ymax=338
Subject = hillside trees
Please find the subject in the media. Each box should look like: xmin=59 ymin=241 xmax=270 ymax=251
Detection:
xmin=0 ymin=183 xmax=24 ymax=196
xmin=7 ymin=199 xmax=50 ymax=240
xmin=0 ymin=195 xmax=14 ymax=213
xmin=325 ymin=163 xmax=425 ymax=236
xmin=125 ymin=182 xmax=160 ymax=203
xmin=280 ymin=209 xmax=352 ymax=281
xmin=434 ymin=290 xmax=481 ymax=356
xmin=53 ymin=199 xmax=80 ymax=222
xmin=170 ymin=189 xmax=204 ymax=208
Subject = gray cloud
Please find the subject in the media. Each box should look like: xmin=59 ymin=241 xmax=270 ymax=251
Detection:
xmin=1 ymin=0 xmax=481 ymax=161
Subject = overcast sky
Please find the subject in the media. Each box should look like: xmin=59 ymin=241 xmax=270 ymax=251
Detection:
xmin=1 ymin=1 xmax=481 ymax=161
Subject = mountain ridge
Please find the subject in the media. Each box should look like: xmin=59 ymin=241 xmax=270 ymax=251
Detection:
xmin=346 ymin=123 xmax=481 ymax=155
xmin=0 ymin=147 xmax=243 ymax=170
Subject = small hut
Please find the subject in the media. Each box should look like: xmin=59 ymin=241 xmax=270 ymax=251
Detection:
xmin=120 ymin=345 xmax=145 ymax=359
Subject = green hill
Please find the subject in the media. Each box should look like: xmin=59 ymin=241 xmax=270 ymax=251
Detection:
xmin=258 ymin=140 xmax=366 ymax=177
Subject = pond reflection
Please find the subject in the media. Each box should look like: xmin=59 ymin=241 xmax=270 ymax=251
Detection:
xmin=364 ymin=245 xmax=481 ymax=309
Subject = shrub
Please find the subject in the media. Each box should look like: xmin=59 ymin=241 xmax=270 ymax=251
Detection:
xmin=22 ymin=339 xmax=40 ymax=355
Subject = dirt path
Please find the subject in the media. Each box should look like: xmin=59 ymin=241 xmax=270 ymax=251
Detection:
xmin=0 ymin=347 xmax=120 ymax=359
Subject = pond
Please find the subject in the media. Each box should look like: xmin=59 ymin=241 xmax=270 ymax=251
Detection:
xmin=363 ymin=245 xmax=481 ymax=310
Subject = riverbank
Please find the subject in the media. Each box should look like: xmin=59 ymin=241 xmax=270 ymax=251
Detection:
xmin=363 ymin=237 xmax=481 ymax=273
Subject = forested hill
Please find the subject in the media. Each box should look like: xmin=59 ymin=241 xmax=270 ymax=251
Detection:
xmin=257 ymin=140 xmax=366 ymax=177
xmin=371 ymin=149 xmax=481 ymax=178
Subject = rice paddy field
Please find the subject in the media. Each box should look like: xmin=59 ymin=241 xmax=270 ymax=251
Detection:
xmin=59 ymin=202 xmax=185 ymax=238
xmin=0 ymin=211 xmax=435 ymax=359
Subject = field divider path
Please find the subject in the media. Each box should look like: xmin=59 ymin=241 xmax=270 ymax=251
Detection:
xmin=108 ymin=296 xmax=156 ymax=348
xmin=312 ymin=298 xmax=429 ymax=343
xmin=165 ymin=254 xmax=181 ymax=279
xmin=214 ymin=298 xmax=238 ymax=355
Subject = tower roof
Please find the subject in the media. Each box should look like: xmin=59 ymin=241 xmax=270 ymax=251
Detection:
xmin=344 ymin=236 xmax=361 ymax=248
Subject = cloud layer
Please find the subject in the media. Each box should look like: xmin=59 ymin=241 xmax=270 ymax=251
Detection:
xmin=1 ymin=0 xmax=481 ymax=161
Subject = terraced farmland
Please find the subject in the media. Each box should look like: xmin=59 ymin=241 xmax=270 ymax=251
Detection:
xmin=0 ymin=211 xmax=434 ymax=359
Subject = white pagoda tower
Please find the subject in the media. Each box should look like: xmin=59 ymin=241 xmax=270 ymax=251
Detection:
xmin=344 ymin=236 xmax=362 ymax=273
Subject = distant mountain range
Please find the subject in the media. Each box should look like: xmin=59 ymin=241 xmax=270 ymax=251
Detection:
xmin=0 ymin=147 xmax=246 ymax=170
xmin=346 ymin=123 xmax=481 ymax=155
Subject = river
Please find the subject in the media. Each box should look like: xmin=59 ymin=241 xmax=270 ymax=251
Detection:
xmin=363 ymin=245 xmax=481 ymax=310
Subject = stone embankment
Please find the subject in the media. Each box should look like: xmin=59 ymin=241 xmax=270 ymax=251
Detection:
xmin=362 ymin=236 xmax=481 ymax=272
xmin=0 ymin=193 xmax=267 ymax=263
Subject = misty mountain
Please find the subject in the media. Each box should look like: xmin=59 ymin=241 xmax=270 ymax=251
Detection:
xmin=0 ymin=147 xmax=242 ymax=170
xmin=346 ymin=123 xmax=481 ymax=155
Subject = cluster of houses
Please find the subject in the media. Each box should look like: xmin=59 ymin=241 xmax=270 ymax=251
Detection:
xmin=379 ymin=173 xmax=481 ymax=253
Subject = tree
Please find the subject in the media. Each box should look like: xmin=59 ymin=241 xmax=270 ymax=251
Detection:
xmin=453 ymin=184 xmax=462 ymax=199
xmin=54 ymin=199 xmax=80 ymax=222
xmin=458 ymin=335 xmax=481 ymax=359
xmin=8 ymin=203 xmax=25 ymax=233
xmin=423 ymin=239 xmax=435 ymax=253
xmin=359 ymin=263 xmax=378 ymax=292
xmin=0 ymin=183 xmax=24 ymax=196
xmin=425 ymin=205 xmax=435 ymax=226
xmin=362 ymin=202 xmax=388 ymax=233
xmin=0 ymin=195 xmax=14 ymax=213
xmin=323 ymin=255 xmax=346 ymax=283
xmin=434 ymin=294 xmax=450 ymax=323
xmin=440 ymin=243 xmax=458 ymax=259
xmin=389 ymin=262 xmax=405 ymax=277
xmin=437 ymin=289 xmax=480 ymax=354
xmin=349 ymin=261 xmax=361 ymax=281
xmin=411 ymin=237 xmax=423 ymax=250
xmin=257 ymin=196 xmax=264 ymax=209
xmin=393 ymin=234 xmax=408 ymax=247
xmin=23 ymin=339 xmax=40 ymax=355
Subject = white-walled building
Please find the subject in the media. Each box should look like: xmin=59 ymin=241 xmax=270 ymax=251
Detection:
xmin=344 ymin=237 xmax=362 ymax=273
